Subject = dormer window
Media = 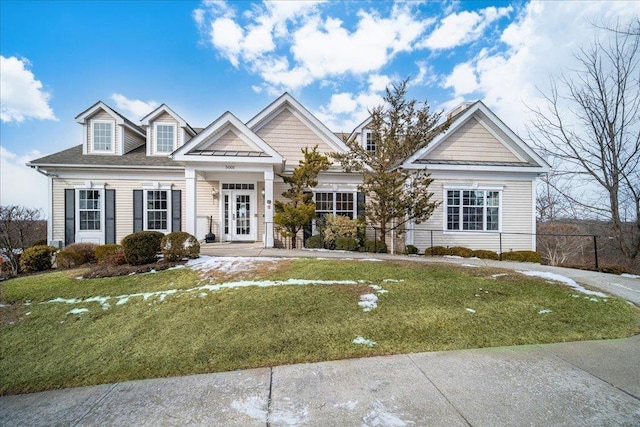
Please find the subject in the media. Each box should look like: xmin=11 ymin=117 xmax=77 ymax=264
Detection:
xmin=364 ymin=130 xmax=376 ymax=152
xmin=92 ymin=120 xmax=114 ymax=152
xmin=155 ymin=123 xmax=176 ymax=154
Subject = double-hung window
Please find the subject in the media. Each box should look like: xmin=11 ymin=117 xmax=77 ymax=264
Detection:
xmin=78 ymin=190 xmax=101 ymax=230
xmin=146 ymin=190 xmax=168 ymax=231
xmin=364 ymin=130 xmax=376 ymax=152
xmin=446 ymin=190 xmax=500 ymax=231
xmin=315 ymin=192 xmax=355 ymax=219
xmin=155 ymin=124 xmax=175 ymax=153
xmin=92 ymin=121 xmax=113 ymax=152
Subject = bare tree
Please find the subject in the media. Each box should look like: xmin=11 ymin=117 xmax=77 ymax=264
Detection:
xmin=528 ymin=21 xmax=640 ymax=258
xmin=0 ymin=205 xmax=45 ymax=275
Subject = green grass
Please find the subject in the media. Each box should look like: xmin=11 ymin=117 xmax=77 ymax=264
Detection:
xmin=1 ymin=258 xmax=638 ymax=395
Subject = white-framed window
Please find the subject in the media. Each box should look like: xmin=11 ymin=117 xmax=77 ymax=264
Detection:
xmin=92 ymin=120 xmax=114 ymax=152
xmin=145 ymin=190 xmax=170 ymax=231
xmin=446 ymin=190 xmax=501 ymax=231
xmin=315 ymin=192 xmax=356 ymax=219
xmin=364 ymin=130 xmax=376 ymax=152
xmin=155 ymin=123 xmax=176 ymax=154
xmin=78 ymin=189 xmax=101 ymax=230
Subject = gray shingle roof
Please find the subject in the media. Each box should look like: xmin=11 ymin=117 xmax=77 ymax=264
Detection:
xmin=29 ymin=145 xmax=182 ymax=168
xmin=414 ymin=159 xmax=539 ymax=167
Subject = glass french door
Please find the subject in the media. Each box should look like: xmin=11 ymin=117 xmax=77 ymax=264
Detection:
xmin=222 ymin=190 xmax=256 ymax=241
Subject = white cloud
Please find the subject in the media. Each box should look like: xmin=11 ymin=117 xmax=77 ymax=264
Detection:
xmin=439 ymin=0 xmax=640 ymax=132
xmin=0 ymin=56 xmax=57 ymax=123
xmin=328 ymin=93 xmax=358 ymax=114
xmin=109 ymin=94 xmax=159 ymax=119
xmin=368 ymin=74 xmax=392 ymax=93
xmin=419 ymin=6 xmax=512 ymax=50
xmin=0 ymin=146 xmax=48 ymax=213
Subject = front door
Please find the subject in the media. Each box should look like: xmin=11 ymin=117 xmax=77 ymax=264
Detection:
xmin=222 ymin=189 xmax=256 ymax=241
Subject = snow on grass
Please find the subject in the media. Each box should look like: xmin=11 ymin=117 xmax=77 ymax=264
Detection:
xmin=360 ymin=258 xmax=383 ymax=262
xmin=353 ymin=336 xmax=376 ymax=347
xmin=186 ymin=256 xmax=288 ymax=274
xmin=370 ymin=284 xmax=389 ymax=294
xmin=0 ymin=303 xmax=9 ymax=308
xmin=517 ymin=270 xmax=607 ymax=297
xmin=382 ymin=279 xmax=404 ymax=283
xmin=358 ymin=294 xmax=378 ymax=312
xmin=538 ymin=309 xmax=552 ymax=314
xmin=621 ymin=273 xmax=639 ymax=279
xmin=491 ymin=273 xmax=509 ymax=278
xmin=465 ymin=308 xmax=476 ymax=313
xmin=67 ymin=308 xmax=89 ymax=315
xmin=461 ymin=263 xmax=479 ymax=268
xmin=443 ymin=255 xmax=463 ymax=259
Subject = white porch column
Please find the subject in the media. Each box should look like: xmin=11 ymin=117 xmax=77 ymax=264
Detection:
xmin=185 ymin=167 xmax=197 ymax=236
xmin=264 ymin=168 xmax=274 ymax=248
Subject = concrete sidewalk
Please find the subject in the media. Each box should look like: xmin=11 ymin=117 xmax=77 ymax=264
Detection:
xmin=2 ymin=336 xmax=639 ymax=426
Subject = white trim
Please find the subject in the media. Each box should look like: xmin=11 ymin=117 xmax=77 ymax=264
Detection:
xmin=442 ymin=188 xmax=503 ymax=233
xmin=154 ymin=122 xmax=177 ymax=155
xmin=47 ymin=176 xmax=53 ymax=243
xmin=443 ymin=183 xmax=505 ymax=191
xmin=531 ymin=180 xmax=537 ymax=250
xmin=74 ymin=181 xmax=106 ymax=244
xmin=90 ymin=120 xmax=116 ymax=154
xmin=76 ymin=101 xmax=145 ymax=139
xmin=118 ymin=126 xmax=125 ymax=155
xmin=142 ymin=183 xmax=173 ymax=233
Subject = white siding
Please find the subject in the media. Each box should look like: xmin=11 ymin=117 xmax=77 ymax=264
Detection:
xmin=424 ymin=117 xmax=520 ymax=163
xmin=411 ymin=178 xmax=534 ymax=252
xmin=256 ymin=108 xmax=335 ymax=165
xmin=195 ymin=179 xmax=219 ymax=240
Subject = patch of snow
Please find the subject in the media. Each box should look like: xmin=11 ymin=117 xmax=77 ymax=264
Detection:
xmin=588 ymin=297 xmax=600 ymax=302
xmin=68 ymin=308 xmax=88 ymax=315
xmin=360 ymin=258 xmax=383 ymax=262
xmin=76 ymin=276 xmax=84 ymax=280
xmin=199 ymin=292 xmax=207 ymax=298
xmin=46 ymin=297 xmax=82 ymax=304
xmin=466 ymin=308 xmax=476 ymax=313
xmin=461 ymin=263 xmax=479 ymax=268
xmin=25 ymin=312 xmax=31 ymax=316
xmin=517 ymin=271 xmax=607 ymax=297
xmin=0 ymin=303 xmax=9 ymax=308
xmin=166 ymin=265 xmax=186 ymax=270
xmin=491 ymin=273 xmax=509 ymax=278
xmin=363 ymin=400 xmax=408 ymax=427
xmin=443 ymin=255 xmax=463 ymax=259
xmin=382 ymin=279 xmax=404 ymax=283
xmin=370 ymin=284 xmax=389 ymax=294
xmin=358 ymin=294 xmax=378 ymax=312
xmin=353 ymin=336 xmax=377 ymax=347
xmin=231 ymin=396 xmax=266 ymax=421
xmin=621 ymin=273 xmax=639 ymax=279
xmin=187 ymin=256 xmax=288 ymax=274
xmin=84 ymin=296 xmax=110 ymax=310
xmin=147 ymin=269 xmax=157 ymax=274
xmin=538 ymin=309 xmax=552 ymax=314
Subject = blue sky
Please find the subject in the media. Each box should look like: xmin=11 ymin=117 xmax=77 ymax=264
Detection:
xmin=1 ymin=0 xmax=638 ymax=214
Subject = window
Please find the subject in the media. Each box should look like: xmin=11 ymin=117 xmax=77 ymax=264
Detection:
xmin=79 ymin=190 xmax=101 ymax=230
xmin=446 ymin=190 xmax=500 ymax=231
xmin=155 ymin=124 xmax=175 ymax=153
xmin=147 ymin=190 xmax=168 ymax=231
xmin=364 ymin=130 xmax=376 ymax=152
xmin=315 ymin=192 xmax=355 ymax=219
xmin=92 ymin=121 xmax=113 ymax=151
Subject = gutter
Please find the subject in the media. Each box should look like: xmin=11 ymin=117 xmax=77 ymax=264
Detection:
xmin=27 ymin=164 xmax=59 ymax=178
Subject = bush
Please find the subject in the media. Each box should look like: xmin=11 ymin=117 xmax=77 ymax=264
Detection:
xmin=95 ymin=244 xmax=123 ymax=263
xmin=425 ymin=246 xmax=451 ymax=256
xmin=104 ymin=252 xmax=127 ymax=266
xmin=449 ymin=246 xmax=474 ymax=258
xmin=121 ymin=231 xmax=164 ymax=265
xmin=322 ymin=215 xmax=361 ymax=249
xmin=404 ymin=245 xmax=419 ymax=255
xmin=65 ymin=242 xmax=98 ymax=264
xmin=501 ymin=250 xmax=542 ymax=263
xmin=473 ymin=249 xmax=500 ymax=260
xmin=160 ymin=232 xmax=200 ymax=262
xmin=19 ymin=245 xmax=57 ymax=273
xmin=305 ymin=234 xmax=324 ymax=249
xmin=365 ymin=239 xmax=387 ymax=253
xmin=32 ymin=239 xmax=47 ymax=247
xmin=335 ymin=236 xmax=359 ymax=251
xmin=56 ymin=250 xmax=84 ymax=269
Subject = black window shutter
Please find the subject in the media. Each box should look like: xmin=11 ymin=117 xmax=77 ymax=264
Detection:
xmin=133 ymin=190 xmax=143 ymax=232
xmin=357 ymin=192 xmax=366 ymax=218
xmin=105 ymin=189 xmax=116 ymax=243
xmin=172 ymin=190 xmax=181 ymax=232
xmin=64 ymin=189 xmax=75 ymax=246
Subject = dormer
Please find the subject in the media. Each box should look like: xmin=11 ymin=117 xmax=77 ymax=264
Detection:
xmin=75 ymin=101 xmax=146 ymax=156
xmin=140 ymin=104 xmax=196 ymax=156
xmin=347 ymin=116 xmax=376 ymax=153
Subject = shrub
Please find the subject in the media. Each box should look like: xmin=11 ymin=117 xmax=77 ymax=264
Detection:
xmin=65 ymin=242 xmax=98 ymax=264
xmin=449 ymin=246 xmax=474 ymax=258
xmin=425 ymin=246 xmax=451 ymax=256
xmin=121 ymin=231 xmax=164 ymax=265
xmin=32 ymin=239 xmax=47 ymax=247
xmin=95 ymin=244 xmax=123 ymax=263
xmin=404 ymin=245 xmax=419 ymax=255
xmin=322 ymin=215 xmax=360 ymax=249
xmin=160 ymin=232 xmax=200 ymax=262
xmin=335 ymin=236 xmax=359 ymax=251
xmin=104 ymin=252 xmax=127 ymax=266
xmin=365 ymin=239 xmax=387 ymax=253
xmin=305 ymin=234 xmax=324 ymax=249
xmin=473 ymin=249 xmax=500 ymax=260
xmin=19 ymin=245 xmax=57 ymax=273
xmin=501 ymin=250 xmax=542 ymax=263
xmin=56 ymin=250 xmax=84 ymax=269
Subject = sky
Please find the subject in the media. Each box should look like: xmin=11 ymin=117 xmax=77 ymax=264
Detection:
xmin=1 ymin=0 xmax=638 ymax=216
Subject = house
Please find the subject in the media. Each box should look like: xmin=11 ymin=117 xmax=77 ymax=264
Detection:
xmin=27 ymin=93 xmax=549 ymax=254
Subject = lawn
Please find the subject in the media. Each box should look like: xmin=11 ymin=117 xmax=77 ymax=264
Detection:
xmin=1 ymin=257 xmax=638 ymax=395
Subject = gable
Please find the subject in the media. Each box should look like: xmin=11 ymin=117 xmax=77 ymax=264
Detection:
xmin=255 ymin=107 xmax=336 ymax=164
xmin=200 ymin=128 xmax=264 ymax=154
xmin=422 ymin=117 xmax=521 ymax=163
